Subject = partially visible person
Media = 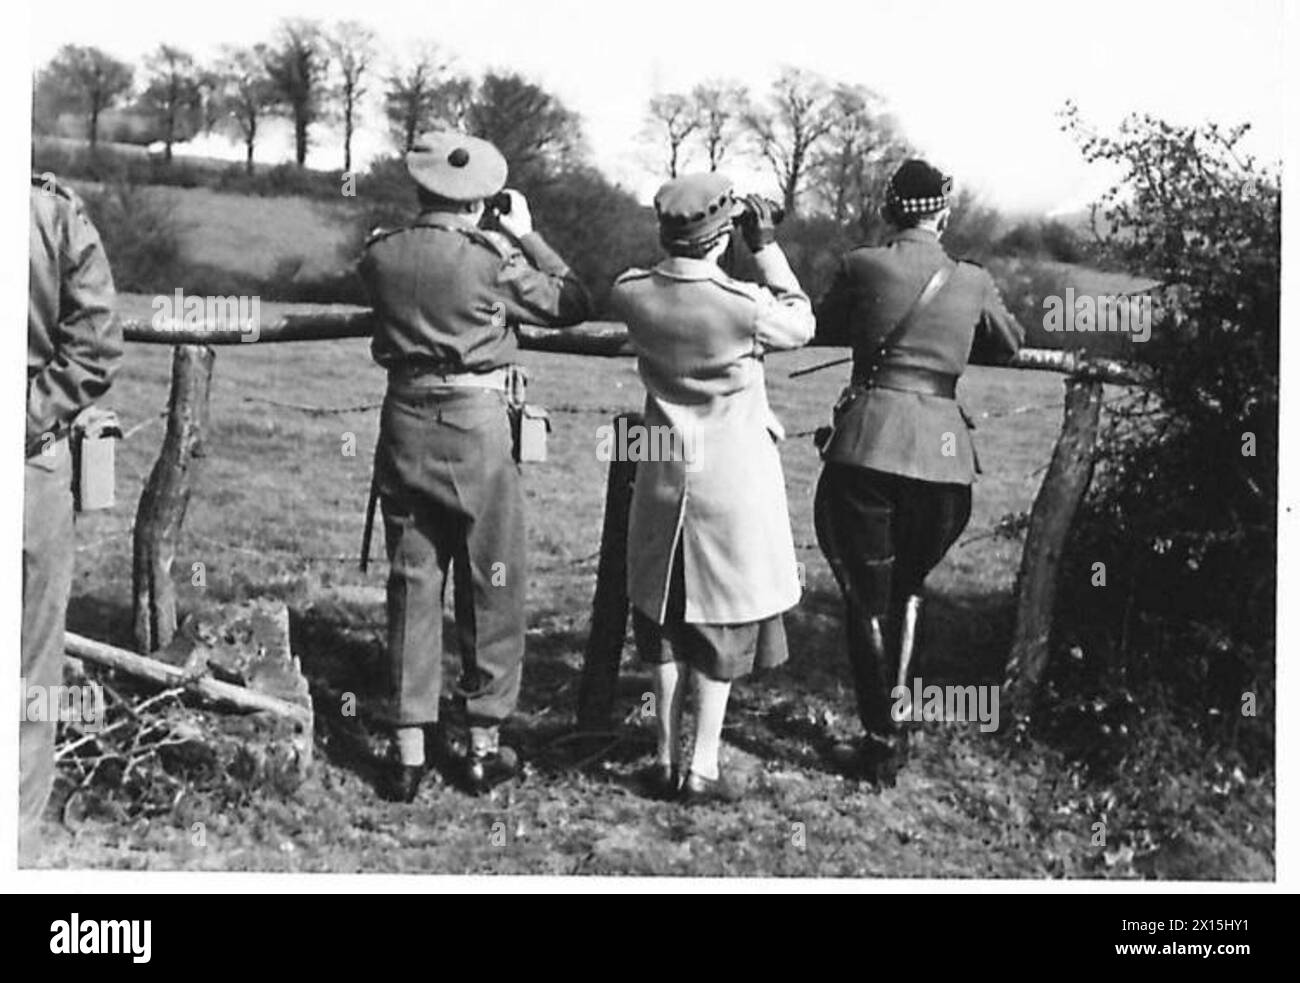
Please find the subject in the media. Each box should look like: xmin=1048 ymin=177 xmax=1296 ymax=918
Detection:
xmin=813 ymin=159 xmax=1024 ymax=786
xmin=610 ymin=173 xmax=814 ymax=803
xmin=25 ymin=172 xmax=123 ymax=859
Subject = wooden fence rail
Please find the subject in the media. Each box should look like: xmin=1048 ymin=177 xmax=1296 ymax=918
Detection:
xmin=120 ymin=308 xmax=1146 ymax=723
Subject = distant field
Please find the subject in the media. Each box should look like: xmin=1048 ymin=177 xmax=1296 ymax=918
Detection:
xmin=67 ymin=180 xmax=364 ymax=283
xmin=160 ymin=186 xmax=364 ymax=281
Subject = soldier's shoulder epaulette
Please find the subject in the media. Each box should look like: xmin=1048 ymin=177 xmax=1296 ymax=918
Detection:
xmin=363 ymin=224 xmax=408 ymax=248
xmin=708 ymin=274 xmax=762 ymax=303
xmin=471 ymin=228 xmax=515 ymax=260
xmin=613 ymin=267 xmax=652 ymax=287
xmin=840 ymin=243 xmax=883 ymax=267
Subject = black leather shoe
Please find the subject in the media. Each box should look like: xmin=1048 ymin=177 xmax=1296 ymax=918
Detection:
xmin=379 ymin=762 xmax=429 ymax=803
xmin=830 ymin=734 xmax=909 ymax=788
xmin=678 ymin=769 xmax=744 ymax=805
xmin=861 ymin=732 xmax=910 ymax=788
xmin=638 ymin=762 xmax=681 ymax=800
xmin=463 ymin=745 xmax=522 ymax=795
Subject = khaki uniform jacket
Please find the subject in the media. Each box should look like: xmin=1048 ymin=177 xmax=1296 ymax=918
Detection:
xmin=611 ymin=246 xmax=815 ymax=625
xmin=360 ymin=210 xmax=592 ymax=373
xmin=816 ymin=228 xmax=1024 ymax=484
xmin=28 ymin=176 xmax=122 ymax=458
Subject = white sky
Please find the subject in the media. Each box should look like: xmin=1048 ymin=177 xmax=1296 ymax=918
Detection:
xmin=26 ymin=0 xmax=1287 ymax=213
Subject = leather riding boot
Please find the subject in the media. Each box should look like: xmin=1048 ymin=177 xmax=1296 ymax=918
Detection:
xmin=892 ymin=594 xmax=924 ymax=723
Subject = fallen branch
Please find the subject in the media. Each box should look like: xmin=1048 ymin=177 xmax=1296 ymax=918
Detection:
xmin=64 ymin=631 xmax=312 ymax=729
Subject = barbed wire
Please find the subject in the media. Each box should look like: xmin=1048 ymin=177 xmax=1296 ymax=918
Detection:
xmin=241 ymin=395 xmax=383 ymax=415
xmin=106 ymin=382 xmax=1130 ymax=574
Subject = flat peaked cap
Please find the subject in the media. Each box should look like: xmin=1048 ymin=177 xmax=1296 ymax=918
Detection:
xmin=654 ymin=172 xmax=738 ymax=246
xmin=887 ymin=159 xmax=954 ymax=215
xmin=406 ymin=131 xmax=508 ymax=202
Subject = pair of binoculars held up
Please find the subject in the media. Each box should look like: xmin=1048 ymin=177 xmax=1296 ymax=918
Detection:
xmin=733 ymin=196 xmax=785 ymax=227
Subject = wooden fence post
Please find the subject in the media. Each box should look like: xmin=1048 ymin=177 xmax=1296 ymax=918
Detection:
xmin=132 ymin=345 xmax=215 ymax=653
xmin=1003 ymin=373 xmax=1105 ymax=714
xmin=576 ymin=412 xmax=643 ymax=731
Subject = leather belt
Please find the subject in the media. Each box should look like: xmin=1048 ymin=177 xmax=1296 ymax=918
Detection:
xmin=857 ymin=364 xmax=957 ymax=399
xmin=388 ymin=365 xmax=510 ymax=393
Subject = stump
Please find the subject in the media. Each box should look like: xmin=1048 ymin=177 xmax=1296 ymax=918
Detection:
xmin=132 ymin=345 xmax=215 ymax=653
xmin=576 ymin=413 xmax=642 ymax=731
xmin=1003 ymin=374 xmax=1105 ymax=714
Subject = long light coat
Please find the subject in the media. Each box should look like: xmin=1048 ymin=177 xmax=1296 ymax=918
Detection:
xmin=610 ymin=247 xmax=815 ymax=625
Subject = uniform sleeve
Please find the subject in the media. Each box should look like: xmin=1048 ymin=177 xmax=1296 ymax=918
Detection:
xmin=26 ymin=196 xmax=123 ymax=453
xmin=494 ymin=232 xmax=593 ymax=328
xmin=811 ymin=257 xmax=857 ymax=347
xmin=968 ymin=267 xmax=1025 ymax=365
xmin=750 ymin=244 xmax=815 ymax=352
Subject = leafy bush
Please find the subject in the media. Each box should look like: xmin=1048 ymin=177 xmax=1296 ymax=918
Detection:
xmin=1050 ymin=106 xmax=1278 ymax=774
xmin=77 ymin=181 xmax=189 ymax=293
xmin=943 ymin=189 xmax=1007 ymax=263
xmin=998 ymin=218 xmax=1087 ymax=263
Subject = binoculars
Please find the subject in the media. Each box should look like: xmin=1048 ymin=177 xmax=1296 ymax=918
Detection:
xmin=733 ymin=196 xmax=785 ymax=227
xmin=488 ymin=191 xmax=514 ymax=215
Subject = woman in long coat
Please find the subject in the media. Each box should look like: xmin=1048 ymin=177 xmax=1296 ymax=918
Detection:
xmin=610 ymin=172 xmax=814 ymax=802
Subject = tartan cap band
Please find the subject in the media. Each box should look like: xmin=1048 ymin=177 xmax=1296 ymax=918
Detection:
xmin=887 ymin=158 xmax=953 ymax=215
xmin=886 ymin=190 xmax=951 ymax=214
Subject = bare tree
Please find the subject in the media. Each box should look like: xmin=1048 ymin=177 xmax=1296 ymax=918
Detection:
xmin=327 ymin=21 xmax=377 ymax=172
xmin=690 ymin=79 xmax=749 ymax=171
xmin=264 ymin=19 xmax=329 ymax=167
xmin=35 ymin=45 xmax=134 ymax=149
xmin=139 ymin=45 xmax=203 ymax=162
xmin=212 ymin=45 xmax=277 ymax=174
xmin=644 ymin=92 xmax=697 ymax=178
xmin=745 ymin=67 xmax=835 ymax=216
xmin=810 ymin=83 xmax=910 ymax=225
xmin=384 ymin=45 xmax=453 ymax=152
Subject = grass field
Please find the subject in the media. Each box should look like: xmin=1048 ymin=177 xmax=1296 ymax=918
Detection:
xmin=29 ymin=293 xmax=1271 ymax=879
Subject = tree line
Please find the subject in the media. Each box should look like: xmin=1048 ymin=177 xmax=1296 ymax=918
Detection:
xmin=33 ymin=18 xmax=1097 ymax=312
xmin=642 ymin=69 xmax=911 ymax=225
xmin=35 ymin=20 xmax=921 ymax=227
xmin=32 ymin=19 xmax=584 ymax=185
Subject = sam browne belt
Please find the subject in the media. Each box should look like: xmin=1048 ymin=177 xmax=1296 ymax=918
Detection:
xmin=857 ymin=364 xmax=958 ymax=399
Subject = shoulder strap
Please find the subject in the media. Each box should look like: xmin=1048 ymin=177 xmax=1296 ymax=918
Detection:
xmin=862 ymin=260 xmax=955 ymax=375
xmin=417 ymin=220 xmax=512 ymax=260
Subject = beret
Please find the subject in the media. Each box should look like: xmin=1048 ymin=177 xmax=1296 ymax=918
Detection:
xmin=406 ymin=131 xmax=508 ymax=203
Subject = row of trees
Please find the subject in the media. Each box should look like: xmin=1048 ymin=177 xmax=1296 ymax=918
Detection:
xmin=34 ymin=23 xmax=916 ymax=227
xmin=34 ymin=20 xmax=356 ymax=170
xmin=642 ymin=68 xmax=910 ymax=223
xmin=33 ymin=20 xmax=586 ymax=182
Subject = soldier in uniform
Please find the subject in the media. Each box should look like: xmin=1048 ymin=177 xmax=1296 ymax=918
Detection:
xmin=359 ymin=132 xmax=592 ymax=800
xmin=813 ymin=159 xmax=1023 ymax=785
xmin=26 ymin=172 xmax=123 ymax=858
xmin=610 ymin=173 xmax=814 ymax=803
